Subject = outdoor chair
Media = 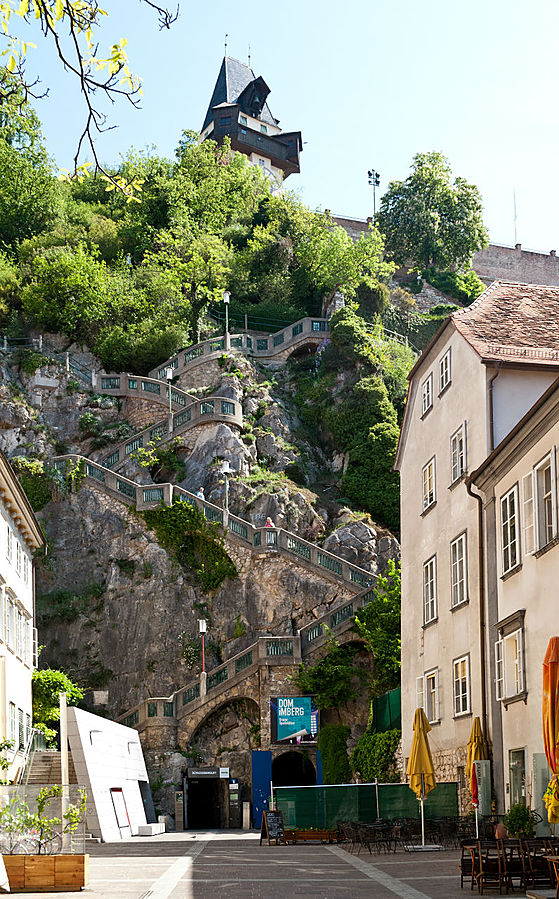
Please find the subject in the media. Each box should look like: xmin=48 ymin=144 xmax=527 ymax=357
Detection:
xmin=499 ymin=839 xmax=524 ymax=891
xmin=475 ymin=840 xmax=509 ymax=894
xmin=521 ymin=838 xmax=553 ymax=890
xmin=460 ymin=840 xmax=477 ymax=890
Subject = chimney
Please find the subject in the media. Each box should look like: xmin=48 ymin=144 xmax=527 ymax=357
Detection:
xmin=551 ymin=250 xmax=556 ymax=257
xmin=515 ymin=243 xmax=522 ymax=251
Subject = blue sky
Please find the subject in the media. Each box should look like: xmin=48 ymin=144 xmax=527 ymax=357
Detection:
xmin=18 ymin=0 xmax=559 ymax=253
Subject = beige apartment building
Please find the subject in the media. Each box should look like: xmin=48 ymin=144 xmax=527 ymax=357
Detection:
xmin=395 ymin=281 xmax=559 ymax=813
xmin=470 ymin=378 xmax=559 ymax=819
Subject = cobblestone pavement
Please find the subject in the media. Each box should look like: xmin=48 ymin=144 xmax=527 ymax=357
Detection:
xmin=14 ymin=832 xmax=530 ymax=898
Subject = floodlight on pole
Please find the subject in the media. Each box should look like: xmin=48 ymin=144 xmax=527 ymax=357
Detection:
xmin=367 ymin=169 xmax=381 ymax=220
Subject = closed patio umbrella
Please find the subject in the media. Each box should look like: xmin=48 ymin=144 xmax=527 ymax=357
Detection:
xmin=407 ymin=707 xmax=436 ymax=846
xmin=543 ymin=637 xmax=559 ymax=826
xmin=466 ymin=716 xmax=487 ymax=837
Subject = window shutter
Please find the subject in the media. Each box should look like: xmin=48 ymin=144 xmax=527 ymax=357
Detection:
xmin=434 ymin=670 xmax=440 ymax=721
xmin=463 ymin=421 xmax=468 ymax=473
xmin=495 ymin=639 xmax=504 ymax=700
xmin=416 ymin=676 xmax=424 ymax=710
xmin=552 ymin=447 xmax=558 ymax=537
xmin=522 ymin=472 xmax=535 ymax=554
xmin=516 ymin=630 xmax=525 ymax=694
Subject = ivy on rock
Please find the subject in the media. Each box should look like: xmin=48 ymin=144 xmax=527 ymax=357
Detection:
xmin=142 ymin=499 xmax=237 ymax=593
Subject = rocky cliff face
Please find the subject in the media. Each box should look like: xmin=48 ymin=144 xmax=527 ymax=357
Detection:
xmin=0 ymin=340 xmax=400 ymax=798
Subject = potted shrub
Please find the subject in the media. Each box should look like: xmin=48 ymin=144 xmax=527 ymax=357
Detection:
xmin=502 ymin=802 xmax=538 ymax=838
xmin=1 ymin=784 xmax=89 ymax=892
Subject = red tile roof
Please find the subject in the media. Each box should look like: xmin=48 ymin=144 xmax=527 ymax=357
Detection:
xmin=452 ymin=280 xmax=559 ymax=365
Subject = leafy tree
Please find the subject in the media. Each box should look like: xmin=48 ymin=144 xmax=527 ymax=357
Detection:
xmin=317 ymin=724 xmax=351 ymax=784
xmin=32 ymin=668 xmax=83 ymax=746
xmin=377 ymin=152 xmax=488 ymax=270
xmin=21 ymin=244 xmax=111 ymax=342
xmin=293 ymin=639 xmax=368 ymax=709
xmin=423 ymin=266 xmax=485 ymax=305
xmin=354 ymin=560 xmax=401 ymax=696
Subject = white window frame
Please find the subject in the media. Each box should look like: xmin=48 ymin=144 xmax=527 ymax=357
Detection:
xmin=8 ymin=702 xmax=16 ymax=744
xmin=421 ymin=374 xmax=433 ymax=415
xmin=423 ymin=556 xmax=437 ymax=624
xmin=417 ymin=670 xmax=440 ymax=723
xmin=450 ymin=423 xmax=467 ymax=483
xmin=5 ymin=596 xmax=14 ymax=649
xmin=450 ymin=533 xmax=468 ymax=607
xmin=422 ymin=457 xmax=436 ymax=511
xmin=6 ymin=524 xmax=12 ymax=563
xmin=15 ymin=541 xmax=21 ymax=576
xmin=453 ymin=655 xmax=470 ymax=716
xmin=495 ymin=628 xmax=524 ymax=700
xmin=439 ymin=349 xmax=451 ymax=393
xmin=23 ymin=553 xmax=29 ymax=585
xmin=501 ymin=485 xmax=519 ymax=574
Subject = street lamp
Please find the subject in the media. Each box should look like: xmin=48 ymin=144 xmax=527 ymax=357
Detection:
xmin=367 ymin=169 xmax=380 ymax=220
xmin=198 ymin=618 xmax=207 ymax=674
xmin=220 ymin=460 xmax=233 ymax=512
xmin=166 ymin=367 xmax=173 ymax=416
xmin=222 ymin=289 xmax=231 ymax=338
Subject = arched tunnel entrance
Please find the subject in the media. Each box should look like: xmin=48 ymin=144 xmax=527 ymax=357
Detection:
xmin=272 ymin=751 xmax=317 ymax=787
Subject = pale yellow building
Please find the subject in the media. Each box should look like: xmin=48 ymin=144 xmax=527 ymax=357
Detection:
xmin=395 ymin=281 xmax=559 ymax=812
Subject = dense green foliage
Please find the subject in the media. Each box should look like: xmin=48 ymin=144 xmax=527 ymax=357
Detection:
xmin=0 ymin=82 xmax=394 ymax=373
xmin=293 ymin=640 xmax=367 ymax=709
xmin=12 ymin=457 xmax=65 ymax=511
xmin=354 ymin=560 xmax=401 ymax=696
xmin=317 ymin=724 xmax=351 ymax=784
xmin=377 ymin=152 xmax=488 ymax=270
xmin=32 ymin=669 xmax=83 ymax=746
xmin=350 ymin=728 xmax=401 ymax=783
xmin=142 ymin=499 xmax=237 ymax=592
xmin=423 ymin=266 xmax=485 ymax=305
xmin=294 ymin=306 xmax=408 ymax=530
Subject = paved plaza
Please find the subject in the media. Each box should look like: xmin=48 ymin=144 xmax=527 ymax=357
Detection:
xmin=15 ymin=830 xmax=535 ymax=899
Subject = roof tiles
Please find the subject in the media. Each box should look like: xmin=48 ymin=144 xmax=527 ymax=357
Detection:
xmin=451 ymin=280 xmax=559 ymax=365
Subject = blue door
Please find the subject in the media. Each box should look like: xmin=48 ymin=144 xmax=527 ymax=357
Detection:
xmin=251 ymin=750 xmax=272 ymax=829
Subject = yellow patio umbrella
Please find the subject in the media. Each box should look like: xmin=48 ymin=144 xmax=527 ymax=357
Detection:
xmin=466 ymin=717 xmax=487 ymax=837
xmin=407 ymin=707 xmax=437 ymax=846
xmin=543 ymin=637 xmax=559 ymax=825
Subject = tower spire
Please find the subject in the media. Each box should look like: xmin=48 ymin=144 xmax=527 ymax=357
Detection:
xmin=248 ymin=43 xmax=251 ymax=67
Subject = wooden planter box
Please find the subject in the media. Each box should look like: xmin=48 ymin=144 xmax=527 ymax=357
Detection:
xmin=284 ymin=829 xmax=337 ymax=844
xmin=3 ymin=854 xmax=89 ymax=892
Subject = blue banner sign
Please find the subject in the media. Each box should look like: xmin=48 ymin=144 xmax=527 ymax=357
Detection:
xmin=270 ymin=696 xmax=318 ymax=743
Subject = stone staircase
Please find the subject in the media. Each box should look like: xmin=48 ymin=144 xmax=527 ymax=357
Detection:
xmin=25 ymin=750 xmax=78 ymax=785
xmin=31 ymin=315 xmax=396 ymax=744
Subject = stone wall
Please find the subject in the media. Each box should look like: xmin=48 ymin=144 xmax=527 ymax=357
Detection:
xmin=124 ymin=397 xmax=162 ymax=430
xmin=472 ymin=243 xmax=559 ymax=286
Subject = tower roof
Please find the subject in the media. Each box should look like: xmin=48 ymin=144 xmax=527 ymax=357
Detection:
xmin=202 ymin=56 xmax=278 ymax=132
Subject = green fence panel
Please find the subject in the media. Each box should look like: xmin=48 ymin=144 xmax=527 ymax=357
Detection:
xmin=274 ymin=782 xmax=458 ymax=829
xmin=372 ymin=687 xmax=402 ymax=733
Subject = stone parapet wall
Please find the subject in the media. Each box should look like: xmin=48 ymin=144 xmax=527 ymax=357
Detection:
xmin=473 ymin=243 xmax=559 ymax=286
xmin=124 ymin=397 xmax=160 ymax=430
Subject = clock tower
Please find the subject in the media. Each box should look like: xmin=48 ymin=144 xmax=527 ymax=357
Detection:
xmin=200 ymin=57 xmax=302 ymax=185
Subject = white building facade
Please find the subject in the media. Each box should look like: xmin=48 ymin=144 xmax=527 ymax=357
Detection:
xmin=0 ymin=452 xmax=44 ymax=781
xmin=471 ymin=379 xmax=559 ymax=818
xmin=395 ymin=281 xmax=559 ymax=812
